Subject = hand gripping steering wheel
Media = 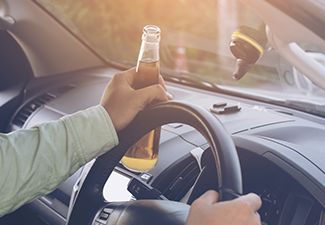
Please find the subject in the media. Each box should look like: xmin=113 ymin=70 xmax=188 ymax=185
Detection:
xmin=67 ymin=100 xmax=242 ymax=225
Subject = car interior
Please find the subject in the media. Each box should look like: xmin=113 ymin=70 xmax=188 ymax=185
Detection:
xmin=1 ymin=0 xmax=325 ymax=225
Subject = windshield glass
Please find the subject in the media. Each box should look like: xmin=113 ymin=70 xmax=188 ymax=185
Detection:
xmin=35 ymin=0 xmax=325 ymax=109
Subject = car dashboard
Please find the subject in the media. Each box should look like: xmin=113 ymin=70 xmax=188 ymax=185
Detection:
xmin=5 ymin=66 xmax=325 ymax=225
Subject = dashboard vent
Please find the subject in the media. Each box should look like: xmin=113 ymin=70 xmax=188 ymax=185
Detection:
xmin=152 ymin=154 xmax=200 ymax=201
xmin=12 ymin=93 xmax=56 ymax=128
xmin=11 ymin=84 xmax=76 ymax=130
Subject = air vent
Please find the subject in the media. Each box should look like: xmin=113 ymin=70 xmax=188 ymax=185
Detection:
xmin=11 ymin=84 xmax=75 ymax=130
xmin=12 ymin=93 xmax=56 ymax=128
xmin=152 ymin=154 xmax=200 ymax=201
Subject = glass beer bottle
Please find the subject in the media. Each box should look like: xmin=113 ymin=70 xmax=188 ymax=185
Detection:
xmin=121 ymin=25 xmax=161 ymax=172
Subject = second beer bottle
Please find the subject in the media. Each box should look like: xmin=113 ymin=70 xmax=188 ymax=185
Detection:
xmin=121 ymin=25 xmax=161 ymax=172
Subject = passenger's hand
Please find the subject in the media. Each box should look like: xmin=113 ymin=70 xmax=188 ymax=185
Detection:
xmin=100 ymin=67 xmax=173 ymax=132
xmin=186 ymin=190 xmax=262 ymax=225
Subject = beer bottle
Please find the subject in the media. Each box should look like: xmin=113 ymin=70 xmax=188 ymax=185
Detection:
xmin=121 ymin=25 xmax=161 ymax=172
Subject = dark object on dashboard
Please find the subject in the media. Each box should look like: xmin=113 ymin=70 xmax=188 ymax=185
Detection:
xmin=230 ymin=22 xmax=267 ymax=80
xmin=128 ymin=177 xmax=168 ymax=200
xmin=213 ymin=102 xmax=227 ymax=108
xmin=210 ymin=104 xmax=241 ymax=114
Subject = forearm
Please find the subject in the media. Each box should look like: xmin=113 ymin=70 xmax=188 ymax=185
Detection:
xmin=0 ymin=105 xmax=118 ymax=217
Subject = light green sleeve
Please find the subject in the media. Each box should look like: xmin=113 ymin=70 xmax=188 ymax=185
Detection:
xmin=0 ymin=105 xmax=119 ymax=217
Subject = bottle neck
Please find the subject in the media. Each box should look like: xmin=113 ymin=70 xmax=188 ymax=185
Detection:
xmin=138 ymin=41 xmax=159 ymax=62
xmin=136 ymin=25 xmax=160 ymax=72
xmin=136 ymin=40 xmax=160 ymax=73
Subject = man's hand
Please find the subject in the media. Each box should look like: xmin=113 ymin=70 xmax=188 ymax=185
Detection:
xmin=186 ymin=190 xmax=262 ymax=225
xmin=100 ymin=67 xmax=172 ymax=132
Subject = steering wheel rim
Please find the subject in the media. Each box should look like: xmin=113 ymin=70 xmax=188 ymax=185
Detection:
xmin=67 ymin=100 xmax=242 ymax=225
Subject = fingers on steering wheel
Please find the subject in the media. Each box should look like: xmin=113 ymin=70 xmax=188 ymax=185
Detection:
xmin=234 ymin=193 xmax=262 ymax=214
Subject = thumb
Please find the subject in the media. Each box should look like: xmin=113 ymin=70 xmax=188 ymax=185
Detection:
xmin=197 ymin=190 xmax=220 ymax=205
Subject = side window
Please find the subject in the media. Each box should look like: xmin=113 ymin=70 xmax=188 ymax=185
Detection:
xmin=293 ymin=43 xmax=325 ymax=97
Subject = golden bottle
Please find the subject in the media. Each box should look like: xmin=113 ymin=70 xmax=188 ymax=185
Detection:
xmin=121 ymin=25 xmax=161 ymax=172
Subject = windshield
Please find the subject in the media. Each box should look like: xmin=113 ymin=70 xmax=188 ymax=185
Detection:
xmin=35 ymin=0 xmax=325 ymax=112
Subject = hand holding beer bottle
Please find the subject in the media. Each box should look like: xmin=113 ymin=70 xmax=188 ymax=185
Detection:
xmin=121 ymin=25 xmax=162 ymax=172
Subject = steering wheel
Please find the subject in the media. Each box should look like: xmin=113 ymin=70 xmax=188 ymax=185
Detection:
xmin=67 ymin=100 xmax=242 ymax=225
